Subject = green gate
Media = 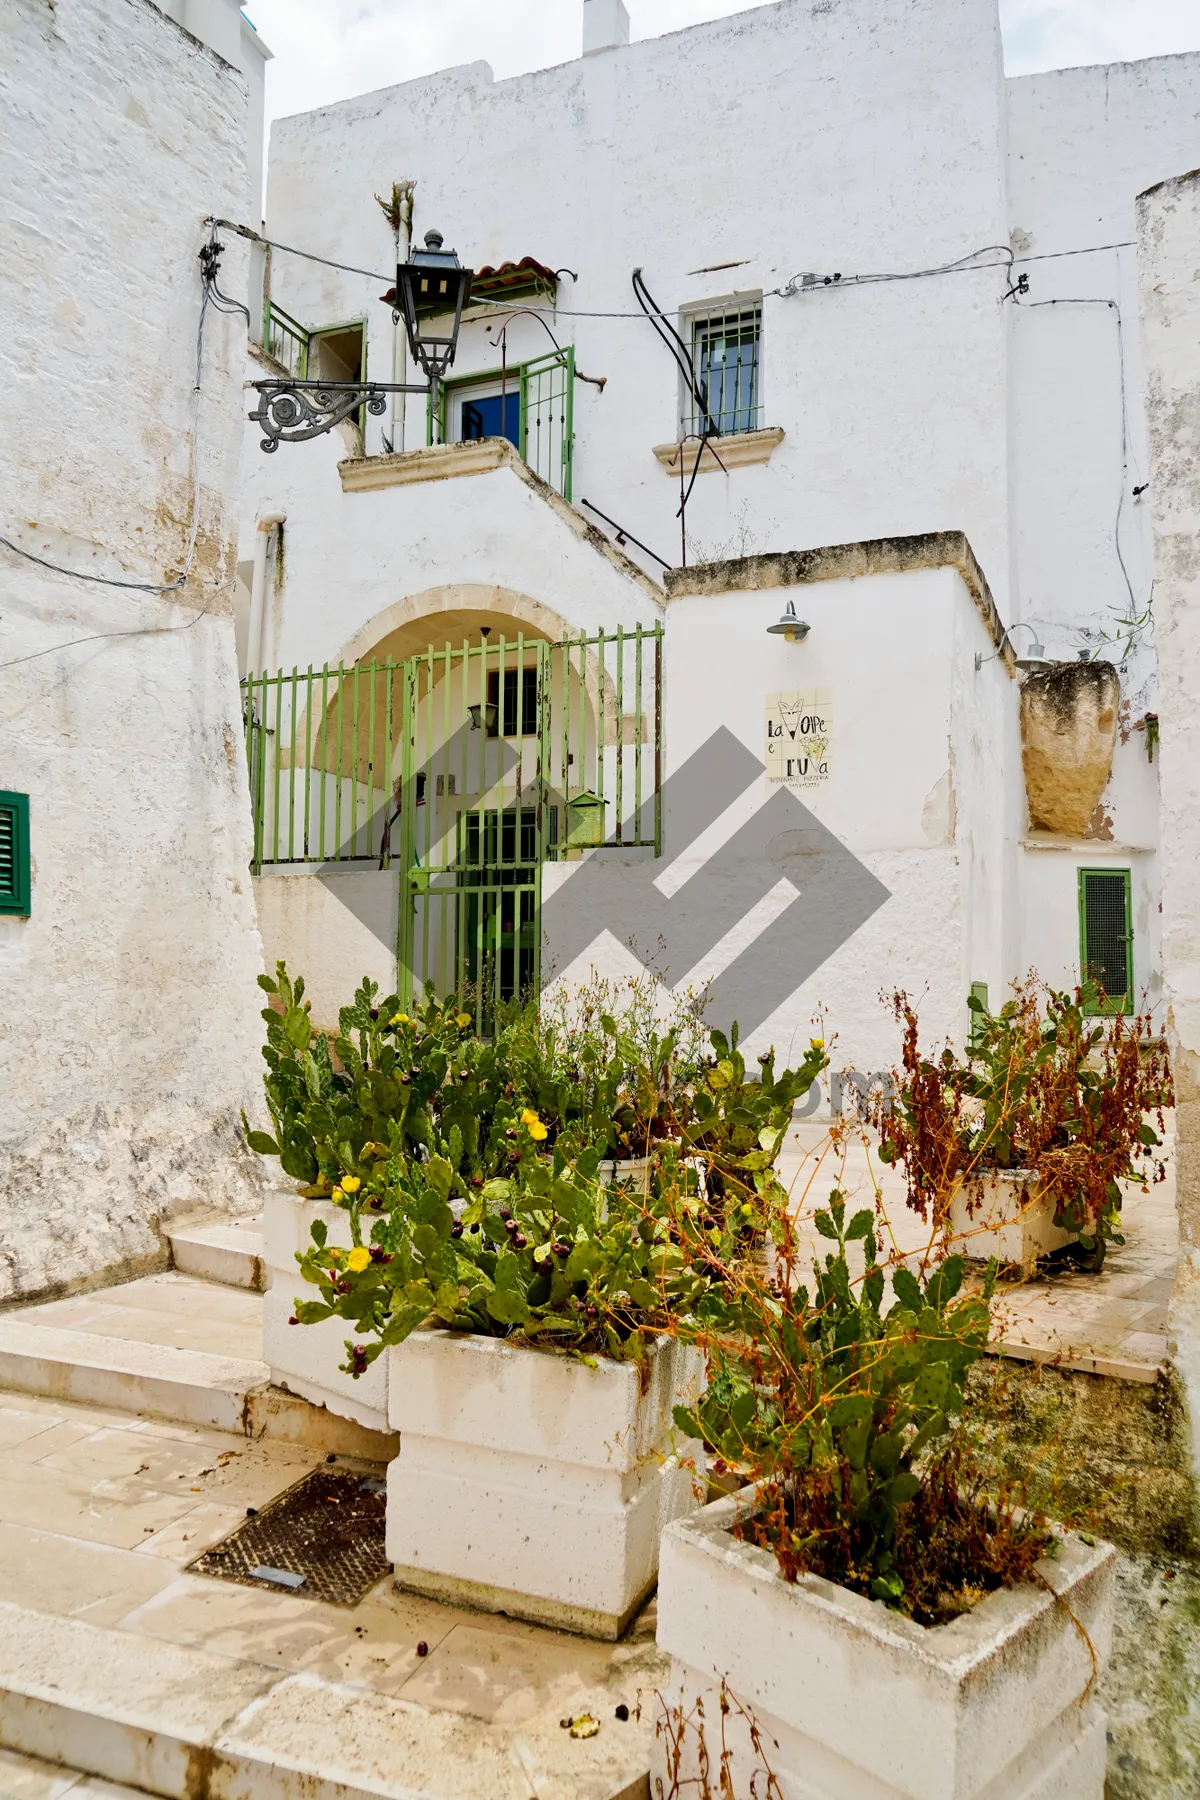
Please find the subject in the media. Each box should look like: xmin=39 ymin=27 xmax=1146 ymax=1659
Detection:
xmin=242 ymin=622 xmax=662 ymax=1021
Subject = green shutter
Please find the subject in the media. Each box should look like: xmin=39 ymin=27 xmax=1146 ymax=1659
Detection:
xmin=0 ymin=792 xmax=30 ymax=916
xmin=1078 ymin=868 xmax=1132 ymax=1014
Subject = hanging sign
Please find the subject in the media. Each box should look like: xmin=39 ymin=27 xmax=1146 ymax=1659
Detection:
xmin=765 ymin=690 xmax=832 ymax=789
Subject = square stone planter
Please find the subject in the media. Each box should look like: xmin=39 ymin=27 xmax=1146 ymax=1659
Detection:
xmin=946 ymin=1171 xmax=1075 ymax=1273
xmin=385 ymin=1329 xmax=705 ymax=1639
xmin=262 ymin=1190 xmax=389 ymax=1434
xmin=655 ymin=1486 xmax=1116 ymax=1800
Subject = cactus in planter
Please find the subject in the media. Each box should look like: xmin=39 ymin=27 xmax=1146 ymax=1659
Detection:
xmin=671 ymin=1190 xmax=1047 ymax=1626
xmin=294 ymin=1123 xmax=697 ymax=1372
xmin=876 ymin=978 xmax=1172 ymax=1265
xmin=246 ymin=966 xmax=826 ymax=1378
xmin=245 ymin=965 xmax=504 ymax=1190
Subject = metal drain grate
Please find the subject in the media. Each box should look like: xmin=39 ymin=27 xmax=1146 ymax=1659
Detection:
xmin=186 ymin=1468 xmax=391 ymax=1607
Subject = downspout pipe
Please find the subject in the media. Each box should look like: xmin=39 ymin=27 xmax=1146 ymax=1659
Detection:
xmin=248 ymin=512 xmax=286 ymax=675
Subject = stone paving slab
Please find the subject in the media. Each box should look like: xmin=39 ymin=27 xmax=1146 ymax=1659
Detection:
xmin=0 ymin=1388 xmax=661 ymax=1799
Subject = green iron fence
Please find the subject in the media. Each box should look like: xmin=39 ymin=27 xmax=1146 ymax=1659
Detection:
xmin=263 ymin=301 xmax=310 ymax=379
xmin=242 ymin=622 xmax=663 ymax=1015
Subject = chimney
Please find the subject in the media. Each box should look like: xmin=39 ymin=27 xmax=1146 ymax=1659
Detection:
xmin=583 ymin=0 xmax=630 ymax=56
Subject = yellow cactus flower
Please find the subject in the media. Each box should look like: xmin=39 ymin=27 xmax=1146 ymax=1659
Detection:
xmin=520 ymin=1107 xmax=540 ymax=1125
xmin=525 ymin=1119 xmax=548 ymax=1142
xmin=809 ymin=1038 xmax=825 ymax=1050
xmin=331 ymin=1186 xmax=344 ymax=1201
xmin=346 ymin=1247 xmax=371 ymax=1273
xmin=341 ymin=1175 xmax=361 ymax=1195
xmin=456 ymin=1012 xmax=472 ymax=1028
xmin=391 ymin=1012 xmax=411 ymax=1027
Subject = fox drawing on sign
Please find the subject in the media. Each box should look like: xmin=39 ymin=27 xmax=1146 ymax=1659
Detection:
xmin=765 ymin=690 xmax=832 ymax=789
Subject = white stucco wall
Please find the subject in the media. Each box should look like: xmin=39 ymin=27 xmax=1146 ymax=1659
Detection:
xmin=650 ymin=555 xmax=1013 ymax=1075
xmin=0 ymin=0 xmax=267 ymax=1300
xmin=240 ymin=450 xmax=662 ymax=675
xmin=254 ymin=866 xmax=397 ymax=1030
xmin=1137 ymin=166 xmax=1200 ymax=1448
xmin=1005 ymin=55 xmax=1200 ymax=665
xmin=251 ymin=0 xmax=1012 ymax=598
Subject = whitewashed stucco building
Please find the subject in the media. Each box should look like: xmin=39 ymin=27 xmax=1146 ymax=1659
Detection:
xmin=236 ymin=0 xmax=1198 ymax=1086
xmin=0 ymin=0 xmax=270 ymax=1301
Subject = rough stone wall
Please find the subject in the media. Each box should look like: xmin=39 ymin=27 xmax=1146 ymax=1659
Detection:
xmin=1138 ymin=169 xmax=1200 ymax=1478
xmin=0 ymin=0 xmax=268 ymax=1300
xmin=1019 ymin=661 xmax=1119 ymax=836
xmin=968 ymin=1359 xmax=1200 ymax=1795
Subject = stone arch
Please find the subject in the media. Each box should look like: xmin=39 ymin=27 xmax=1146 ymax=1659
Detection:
xmin=334 ymin=584 xmax=578 ymax=669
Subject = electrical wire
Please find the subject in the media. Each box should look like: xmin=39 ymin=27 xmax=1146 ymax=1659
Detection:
xmin=774 ymin=245 xmax=1014 ymax=297
xmin=0 ymin=228 xmax=233 ymax=671
xmin=208 ymin=216 xmax=393 ymax=285
xmin=1012 ymin=289 xmax=1139 ymax=619
xmin=207 ymin=217 xmax=1144 ymax=316
xmin=1016 ymin=240 xmax=1135 ymax=265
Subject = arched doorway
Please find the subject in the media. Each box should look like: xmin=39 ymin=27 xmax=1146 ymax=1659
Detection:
xmin=243 ymin=589 xmax=663 ymax=1019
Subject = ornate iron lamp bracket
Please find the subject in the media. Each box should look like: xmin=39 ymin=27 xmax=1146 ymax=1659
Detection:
xmin=249 ymin=380 xmax=429 ymax=453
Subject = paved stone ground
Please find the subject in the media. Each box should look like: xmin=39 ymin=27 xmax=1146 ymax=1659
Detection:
xmin=0 ymin=1383 xmax=662 ymax=1797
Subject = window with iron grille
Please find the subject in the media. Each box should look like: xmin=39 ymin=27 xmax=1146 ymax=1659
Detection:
xmin=1078 ymin=868 xmax=1132 ymax=1013
xmin=0 ymin=791 xmax=31 ymax=917
xmin=684 ymin=300 xmax=762 ymax=438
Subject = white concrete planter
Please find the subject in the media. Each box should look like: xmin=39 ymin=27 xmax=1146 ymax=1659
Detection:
xmin=656 ymin=1487 xmax=1116 ymax=1800
xmin=385 ymin=1329 xmax=705 ymax=1639
xmin=262 ymin=1190 xmax=389 ymax=1434
xmin=946 ymin=1170 xmax=1075 ymax=1273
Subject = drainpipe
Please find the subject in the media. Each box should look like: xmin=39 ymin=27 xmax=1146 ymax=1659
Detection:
xmin=248 ymin=513 xmax=286 ymax=674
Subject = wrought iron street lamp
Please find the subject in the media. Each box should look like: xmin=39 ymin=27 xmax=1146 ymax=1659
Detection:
xmin=394 ymin=231 xmax=474 ymax=383
xmin=249 ymin=229 xmax=474 ymax=453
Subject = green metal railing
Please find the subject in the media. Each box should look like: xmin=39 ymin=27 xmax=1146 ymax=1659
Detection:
xmin=432 ymin=348 xmax=576 ymax=499
xmin=242 ymin=661 xmax=403 ymax=869
xmin=241 ymin=622 xmax=663 ymax=1012
xmin=263 ymin=301 xmax=310 ymax=380
xmin=522 ymin=348 xmax=575 ymax=500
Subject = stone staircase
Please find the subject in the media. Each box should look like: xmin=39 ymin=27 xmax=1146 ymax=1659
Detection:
xmin=0 ymin=1213 xmax=653 ymax=1798
xmin=167 ymin=1208 xmax=266 ymax=1292
xmin=0 ymin=1212 xmax=393 ymax=1459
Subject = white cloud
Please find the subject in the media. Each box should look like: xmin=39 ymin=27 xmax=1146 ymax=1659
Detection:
xmin=243 ymin=0 xmax=1200 ymax=126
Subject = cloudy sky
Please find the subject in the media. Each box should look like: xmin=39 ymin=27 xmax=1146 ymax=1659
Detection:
xmin=243 ymin=0 xmax=1200 ymax=125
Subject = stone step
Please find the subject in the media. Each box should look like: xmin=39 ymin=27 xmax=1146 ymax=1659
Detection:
xmin=0 ymin=1745 xmax=150 ymax=1797
xmin=0 ymin=1317 xmax=395 ymax=1461
xmin=0 ymin=1602 xmax=651 ymax=1800
xmin=166 ymin=1210 xmax=265 ymax=1291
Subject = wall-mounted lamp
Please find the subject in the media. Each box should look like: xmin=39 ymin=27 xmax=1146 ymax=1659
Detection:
xmin=248 ymin=227 xmax=474 ymax=452
xmin=468 ymin=702 xmax=499 ymax=732
xmin=976 ymin=621 xmax=1049 ymax=673
xmin=394 ymin=231 xmax=474 ymax=384
xmin=766 ymin=600 xmax=811 ymax=643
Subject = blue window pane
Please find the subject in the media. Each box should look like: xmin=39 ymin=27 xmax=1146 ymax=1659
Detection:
xmin=459 ymin=391 xmax=521 ymax=449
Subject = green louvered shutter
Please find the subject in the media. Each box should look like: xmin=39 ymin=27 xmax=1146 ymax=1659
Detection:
xmin=1078 ymin=868 xmax=1132 ymax=1014
xmin=0 ymin=792 xmax=30 ymax=916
